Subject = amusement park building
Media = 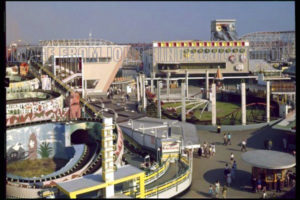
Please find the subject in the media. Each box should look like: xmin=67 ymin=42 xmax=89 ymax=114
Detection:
xmin=143 ymin=40 xmax=250 ymax=77
xmin=14 ymin=39 xmax=130 ymax=95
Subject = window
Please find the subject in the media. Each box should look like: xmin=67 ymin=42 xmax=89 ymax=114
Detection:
xmin=99 ymin=58 xmax=111 ymax=63
xmin=180 ymin=63 xmax=226 ymax=70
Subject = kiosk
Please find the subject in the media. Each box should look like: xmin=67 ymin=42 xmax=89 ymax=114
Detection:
xmin=242 ymin=150 xmax=295 ymax=190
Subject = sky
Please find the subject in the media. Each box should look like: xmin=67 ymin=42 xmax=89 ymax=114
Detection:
xmin=6 ymin=1 xmax=295 ymax=44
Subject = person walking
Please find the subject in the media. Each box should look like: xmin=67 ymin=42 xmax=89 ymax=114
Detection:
xmin=222 ymin=185 xmax=227 ymax=199
xmin=208 ymin=185 xmax=214 ymax=197
xmin=257 ymin=178 xmax=262 ymax=192
xmin=203 ymin=142 xmax=208 ymax=158
xmin=223 ymin=133 xmax=228 ymax=145
xmin=224 ymin=164 xmax=230 ymax=182
xmin=251 ymin=176 xmax=257 ymax=193
xmin=226 ymin=172 xmax=232 ymax=187
xmin=208 ymin=145 xmax=213 ymax=158
xmin=241 ymin=140 xmax=247 ymax=152
xmin=211 ymin=143 xmax=216 ymax=156
xmin=227 ymin=133 xmax=232 ymax=145
xmin=268 ymin=139 xmax=273 ymax=150
xmin=264 ymin=139 xmax=268 ymax=149
xmin=231 ymin=164 xmax=236 ymax=180
xmin=276 ymin=176 xmax=281 ymax=193
xmin=262 ymin=188 xmax=267 ymax=199
xmin=198 ymin=146 xmax=202 ymax=158
xmin=230 ymin=153 xmax=234 ymax=164
xmin=215 ymin=180 xmax=220 ymax=198
xmin=283 ymin=138 xmax=287 ymax=152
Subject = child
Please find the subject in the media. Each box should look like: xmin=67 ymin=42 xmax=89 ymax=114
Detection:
xmin=208 ymin=185 xmax=214 ymax=197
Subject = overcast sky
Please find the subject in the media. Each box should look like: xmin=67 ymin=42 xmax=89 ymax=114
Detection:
xmin=6 ymin=1 xmax=295 ymax=44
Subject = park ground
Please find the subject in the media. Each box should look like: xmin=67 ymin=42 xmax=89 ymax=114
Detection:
xmin=178 ymin=125 xmax=295 ymax=198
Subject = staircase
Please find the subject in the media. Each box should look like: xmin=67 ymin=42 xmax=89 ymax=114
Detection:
xmin=62 ymin=73 xmax=82 ymax=83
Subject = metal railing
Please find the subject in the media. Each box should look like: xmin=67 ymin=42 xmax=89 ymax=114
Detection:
xmin=123 ymin=155 xmax=191 ymax=198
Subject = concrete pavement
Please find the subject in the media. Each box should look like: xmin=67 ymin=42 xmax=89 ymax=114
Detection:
xmin=178 ymin=125 xmax=296 ymax=198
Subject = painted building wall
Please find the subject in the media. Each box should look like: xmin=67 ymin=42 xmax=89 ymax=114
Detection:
xmin=7 ymin=123 xmax=68 ymax=161
xmin=7 ymin=121 xmax=104 ymax=162
xmin=151 ymin=40 xmax=249 ymax=75
xmin=6 ymin=93 xmax=64 ymax=117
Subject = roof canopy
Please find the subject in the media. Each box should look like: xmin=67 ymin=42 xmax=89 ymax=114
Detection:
xmin=242 ymin=150 xmax=295 ymax=170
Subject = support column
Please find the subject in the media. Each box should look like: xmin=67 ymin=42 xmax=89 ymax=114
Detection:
xmin=206 ymin=70 xmax=209 ymax=99
xmin=142 ymin=74 xmax=147 ymax=112
xmin=185 ymin=70 xmax=189 ymax=98
xmin=157 ymin=81 xmax=162 ymax=119
xmin=150 ymin=72 xmax=154 ymax=93
xmin=266 ymin=81 xmax=270 ymax=123
xmin=139 ymin=74 xmax=143 ymax=101
xmin=211 ymin=83 xmax=216 ymax=126
xmin=102 ymin=118 xmax=115 ymax=198
xmin=181 ymin=82 xmax=186 ymax=122
xmin=167 ymin=72 xmax=170 ymax=97
xmin=136 ymin=76 xmax=140 ymax=102
xmin=241 ymin=82 xmax=246 ymax=125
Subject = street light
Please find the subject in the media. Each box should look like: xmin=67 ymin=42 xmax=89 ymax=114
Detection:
xmin=157 ymin=147 xmax=160 ymax=166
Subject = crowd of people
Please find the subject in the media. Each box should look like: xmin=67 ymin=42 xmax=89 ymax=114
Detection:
xmin=208 ymin=180 xmax=228 ymax=198
xmin=198 ymin=142 xmax=216 ymax=158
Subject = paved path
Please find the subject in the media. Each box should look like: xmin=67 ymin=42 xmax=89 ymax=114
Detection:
xmin=178 ymin=125 xmax=296 ymax=198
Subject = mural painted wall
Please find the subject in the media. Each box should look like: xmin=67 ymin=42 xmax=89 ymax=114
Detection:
xmin=6 ymin=93 xmax=64 ymax=118
xmin=6 ymin=108 xmax=70 ymax=126
xmin=7 ymin=123 xmax=68 ymax=162
xmin=7 ymin=121 xmax=105 ymax=162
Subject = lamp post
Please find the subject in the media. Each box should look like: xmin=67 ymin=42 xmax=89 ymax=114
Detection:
xmin=157 ymin=147 xmax=160 ymax=166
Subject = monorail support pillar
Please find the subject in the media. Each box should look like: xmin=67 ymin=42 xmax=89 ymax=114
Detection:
xmin=266 ymin=81 xmax=270 ymax=123
xmin=185 ymin=70 xmax=189 ymax=98
xmin=157 ymin=81 xmax=162 ymax=119
xmin=211 ymin=82 xmax=216 ymax=126
xmin=150 ymin=72 xmax=154 ymax=93
xmin=241 ymin=82 xmax=246 ymax=125
xmin=181 ymin=82 xmax=186 ymax=122
xmin=167 ymin=72 xmax=170 ymax=97
xmin=136 ymin=76 xmax=140 ymax=103
xmin=142 ymin=74 xmax=147 ymax=112
xmin=206 ymin=70 xmax=209 ymax=99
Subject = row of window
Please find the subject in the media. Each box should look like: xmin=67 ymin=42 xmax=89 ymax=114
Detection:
xmin=183 ymin=48 xmax=246 ymax=54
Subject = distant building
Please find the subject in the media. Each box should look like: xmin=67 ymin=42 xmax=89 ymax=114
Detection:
xmin=14 ymin=39 xmax=130 ymax=95
xmin=143 ymin=40 xmax=250 ymax=77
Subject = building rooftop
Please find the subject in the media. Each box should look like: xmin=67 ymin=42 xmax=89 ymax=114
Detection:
xmin=56 ymin=165 xmax=144 ymax=194
xmin=119 ymin=117 xmax=200 ymax=148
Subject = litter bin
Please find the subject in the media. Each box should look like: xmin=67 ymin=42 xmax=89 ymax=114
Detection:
xmin=217 ymin=125 xmax=221 ymax=134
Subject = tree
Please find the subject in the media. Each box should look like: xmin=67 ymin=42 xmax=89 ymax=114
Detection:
xmin=38 ymin=142 xmax=53 ymax=158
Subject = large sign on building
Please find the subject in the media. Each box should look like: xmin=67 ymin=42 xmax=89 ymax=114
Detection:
xmin=148 ymin=40 xmax=250 ymax=75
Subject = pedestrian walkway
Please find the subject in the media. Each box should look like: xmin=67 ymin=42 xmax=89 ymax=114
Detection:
xmin=178 ymin=126 xmax=296 ymax=198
